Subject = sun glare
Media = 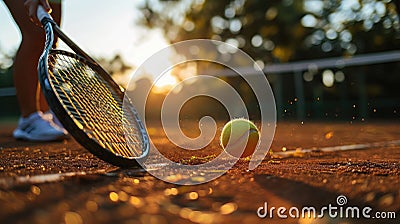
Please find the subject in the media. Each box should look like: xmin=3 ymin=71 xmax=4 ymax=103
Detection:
xmin=153 ymin=72 xmax=179 ymax=92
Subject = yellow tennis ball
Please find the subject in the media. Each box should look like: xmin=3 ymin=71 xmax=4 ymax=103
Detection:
xmin=220 ymin=118 xmax=259 ymax=158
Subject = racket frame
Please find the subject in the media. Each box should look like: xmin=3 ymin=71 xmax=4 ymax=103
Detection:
xmin=37 ymin=8 xmax=149 ymax=167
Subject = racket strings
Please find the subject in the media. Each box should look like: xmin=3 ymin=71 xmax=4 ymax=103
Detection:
xmin=52 ymin=58 xmax=140 ymax=157
xmin=47 ymin=52 xmax=144 ymax=158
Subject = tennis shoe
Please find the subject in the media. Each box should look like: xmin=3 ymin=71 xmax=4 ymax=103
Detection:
xmin=13 ymin=111 xmax=67 ymax=141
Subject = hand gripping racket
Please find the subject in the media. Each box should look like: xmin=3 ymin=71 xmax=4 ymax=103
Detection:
xmin=37 ymin=6 xmax=149 ymax=167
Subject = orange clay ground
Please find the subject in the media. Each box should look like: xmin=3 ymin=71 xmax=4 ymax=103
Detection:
xmin=0 ymin=121 xmax=399 ymax=224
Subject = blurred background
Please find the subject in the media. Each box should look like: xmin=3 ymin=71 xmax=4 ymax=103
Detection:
xmin=1 ymin=0 xmax=399 ymax=123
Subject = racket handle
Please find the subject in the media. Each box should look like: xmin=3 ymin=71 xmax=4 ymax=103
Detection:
xmin=37 ymin=5 xmax=53 ymax=23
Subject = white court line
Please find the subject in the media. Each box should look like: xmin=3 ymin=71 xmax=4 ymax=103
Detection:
xmin=272 ymin=139 xmax=400 ymax=158
xmin=0 ymin=166 xmax=158 ymax=189
xmin=0 ymin=169 xmax=110 ymax=189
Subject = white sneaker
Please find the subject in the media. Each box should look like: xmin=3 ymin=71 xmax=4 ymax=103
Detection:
xmin=13 ymin=111 xmax=67 ymax=141
xmin=44 ymin=110 xmax=68 ymax=134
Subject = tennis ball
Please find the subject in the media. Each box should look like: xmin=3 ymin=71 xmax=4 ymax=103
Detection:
xmin=220 ymin=118 xmax=259 ymax=158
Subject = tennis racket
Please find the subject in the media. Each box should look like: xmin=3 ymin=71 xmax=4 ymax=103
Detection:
xmin=36 ymin=6 xmax=149 ymax=167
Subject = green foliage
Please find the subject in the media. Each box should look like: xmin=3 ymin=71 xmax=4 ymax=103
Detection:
xmin=0 ymin=47 xmax=14 ymax=88
xmin=96 ymin=54 xmax=132 ymax=76
xmin=138 ymin=0 xmax=400 ymax=62
xmin=0 ymin=67 xmax=13 ymax=88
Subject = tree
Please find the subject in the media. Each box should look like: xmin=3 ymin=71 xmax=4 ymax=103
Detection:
xmin=138 ymin=0 xmax=400 ymax=63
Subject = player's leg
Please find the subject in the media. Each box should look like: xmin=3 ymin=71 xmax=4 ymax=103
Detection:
xmin=4 ymin=0 xmax=66 ymax=141
xmin=4 ymin=0 xmax=44 ymax=117
xmin=5 ymin=1 xmax=61 ymax=115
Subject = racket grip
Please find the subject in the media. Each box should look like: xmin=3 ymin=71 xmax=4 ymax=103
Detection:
xmin=37 ymin=5 xmax=53 ymax=23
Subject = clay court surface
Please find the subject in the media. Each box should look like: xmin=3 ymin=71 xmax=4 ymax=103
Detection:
xmin=0 ymin=121 xmax=399 ymax=223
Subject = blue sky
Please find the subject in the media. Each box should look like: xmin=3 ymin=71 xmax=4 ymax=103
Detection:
xmin=0 ymin=0 xmax=169 ymax=68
